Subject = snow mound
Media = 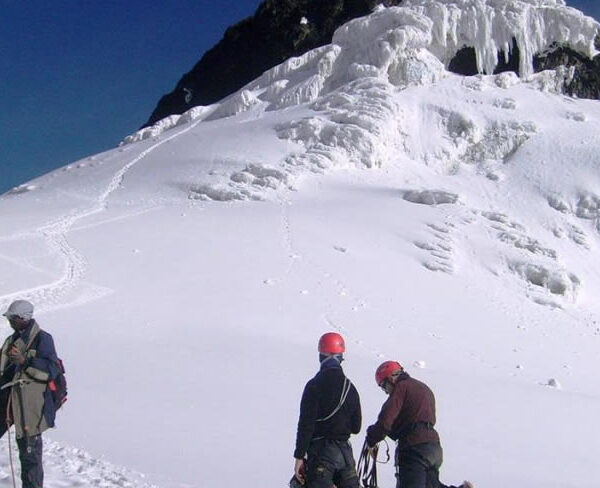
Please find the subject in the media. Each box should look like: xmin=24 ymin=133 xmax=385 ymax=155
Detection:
xmin=121 ymin=106 xmax=213 ymax=145
xmin=0 ymin=439 xmax=156 ymax=488
xmin=175 ymin=105 xmax=214 ymax=126
xmin=547 ymin=191 xmax=600 ymax=235
xmin=277 ymin=78 xmax=399 ymax=170
xmin=208 ymin=89 xmax=262 ymax=120
xmin=464 ymin=119 xmax=537 ymax=163
xmin=189 ymin=164 xmax=293 ymax=201
xmin=403 ymin=190 xmax=459 ymax=205
xmin=545 ymin=378 xmax=562 ymax=389
xmin=5 ymin=184 xmax=38 ymax=196
xmin=121 ymin=114 xmax=181 ymax=145
xmin=509 ymin=261 xmax=581 ymax=303
xmin=575 ymin=193 xmax=600 ymax=220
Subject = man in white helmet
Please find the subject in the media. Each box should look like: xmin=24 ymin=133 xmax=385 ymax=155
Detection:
xmin=0 ymin=300 xmax=61 ymax=488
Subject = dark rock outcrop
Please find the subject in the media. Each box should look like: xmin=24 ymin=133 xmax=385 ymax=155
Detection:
xmin=533 ymin=39 xmax=600 ymax=99
xmin=448 ymin=39 xmax=521 ymax=76
xmin=448 ymin=36 xmax=600 ymax=99
xmin=145 ymin=0 xmax=403 ymax=127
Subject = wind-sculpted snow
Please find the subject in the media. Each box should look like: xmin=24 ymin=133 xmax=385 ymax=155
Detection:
xmin=126 ymin=0 xmax=598 ymax=145
xmin=185 ymin=77 xmax=401 ymax=201
xmin=5 ymin=184 xmax=37 ymax=195
xmin=121 ymin=107 xmax=214 ymax=144
xmin=403 ymin=190 xmax=460 ymax=205
xmin=547 ymin=191 xmax=600 ymax=239
xmin=278 ymin=78 xmax=400 ymax=170
xmin=189 ymin=163 xmax=292 ymax=201
xmin=509 ymin=260 xmax=581 ymax=304
xmin=121 ymin=115 xmax=182 ymax=144
xmin=116 ymin=0 xmax=599 ymax=210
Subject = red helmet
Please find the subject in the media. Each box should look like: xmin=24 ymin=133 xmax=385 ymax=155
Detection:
xmin=318 ymin=332 xmax=345 ymax=355
xmin=375 ymin=361 xmax=403 ymax=386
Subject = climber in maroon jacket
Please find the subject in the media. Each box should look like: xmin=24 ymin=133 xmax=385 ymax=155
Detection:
xmin=366 ymin=361 xmax=473 ymax=488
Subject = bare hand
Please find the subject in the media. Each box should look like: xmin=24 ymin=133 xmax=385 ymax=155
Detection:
xmin=8 ymin=346 xmax=25 ymax=365
xmin=294 ymin=458 xmax=306 ymax=485
xmin=367 ymin=444 xmax=378 ymax=459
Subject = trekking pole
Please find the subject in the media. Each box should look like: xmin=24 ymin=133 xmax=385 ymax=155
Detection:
xmin=2 ymin=379 xmax=32 ymax=453
xmin=5 ymin=394 xmax=17 ymax=488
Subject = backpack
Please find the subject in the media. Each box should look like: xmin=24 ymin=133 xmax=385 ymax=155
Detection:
xmin=29 ymin=333 xmax=68 ymax=410
xmin=48 ymin=358 xmax=67 ymax=410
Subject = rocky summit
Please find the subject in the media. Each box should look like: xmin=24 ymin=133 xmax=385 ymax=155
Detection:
xmin=144 ymin=0 xmax=600 ymax=128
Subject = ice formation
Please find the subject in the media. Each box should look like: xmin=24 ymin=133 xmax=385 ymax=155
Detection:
xmin=125 ymin=0 xmax=599 ymax=145
xmin=394 ymin=0 xmax=599 ymax=77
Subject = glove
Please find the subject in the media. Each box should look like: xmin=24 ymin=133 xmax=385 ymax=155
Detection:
xmin=366 ymin=423 xmax=386 ymax=447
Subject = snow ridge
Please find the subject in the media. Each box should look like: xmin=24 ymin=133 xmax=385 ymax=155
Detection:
xmin=126 ymin=0 xmax=599 ymax=147
xmin=0 ymin=116 xmax=206 ymax=313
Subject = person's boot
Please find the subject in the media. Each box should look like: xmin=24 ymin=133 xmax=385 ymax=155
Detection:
xmin=461 ymin=482 xmax=474 ymax=488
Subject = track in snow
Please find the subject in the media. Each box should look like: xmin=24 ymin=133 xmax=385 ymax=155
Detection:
xmin=0 ymin=118 xmax=205 ymax=314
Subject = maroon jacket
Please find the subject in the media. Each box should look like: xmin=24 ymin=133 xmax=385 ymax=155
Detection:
xmin=366 ymin=372 xmax=440 ymax=449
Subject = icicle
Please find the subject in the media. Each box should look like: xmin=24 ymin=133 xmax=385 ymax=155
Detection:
xmin=400 ymin=0 xmax=599 ymax=77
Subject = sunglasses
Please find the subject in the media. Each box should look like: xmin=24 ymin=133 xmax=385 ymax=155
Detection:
xmin=6 ymin=316 xmax=27 ymax=323
xmin=379 ymin=379 xmax=393 ymax=394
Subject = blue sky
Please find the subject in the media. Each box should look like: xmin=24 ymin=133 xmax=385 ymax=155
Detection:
xmin=1 ymin=0 xmax=598 ymax=193
xmin=0 ymin=0 xmax=262 ymax=193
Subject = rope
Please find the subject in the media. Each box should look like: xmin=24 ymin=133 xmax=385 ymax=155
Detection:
xmin=356 ymin=439 xmax=391 ymax=488
xmin=316 ymin=377 xmax=351 ymax=422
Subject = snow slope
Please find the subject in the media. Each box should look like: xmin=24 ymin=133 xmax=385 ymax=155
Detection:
xmin=1 ymin=1 xmax=600 ymax=487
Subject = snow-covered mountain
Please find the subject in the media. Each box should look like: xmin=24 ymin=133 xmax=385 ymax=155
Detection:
xmin=1 ymin=1 xmax=599 ymax=487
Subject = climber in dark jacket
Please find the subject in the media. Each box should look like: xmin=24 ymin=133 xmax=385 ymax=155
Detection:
xmin=293 ymin=332 xmax=361 ymax=488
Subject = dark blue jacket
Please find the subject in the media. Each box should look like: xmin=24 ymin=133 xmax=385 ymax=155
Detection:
xmin=294 ymin=359 xmax=361 ymax=459
xmin=0 ymin=320 xmax=60 ymax=438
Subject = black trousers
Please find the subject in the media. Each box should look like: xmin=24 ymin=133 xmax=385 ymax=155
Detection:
xmin=306 ymin=439 xmax=359 ymax=488
xmin=17 ymin=435 xmax=44 ymax=488
xmin=396 ymin=442 xmax=463 ymax=488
